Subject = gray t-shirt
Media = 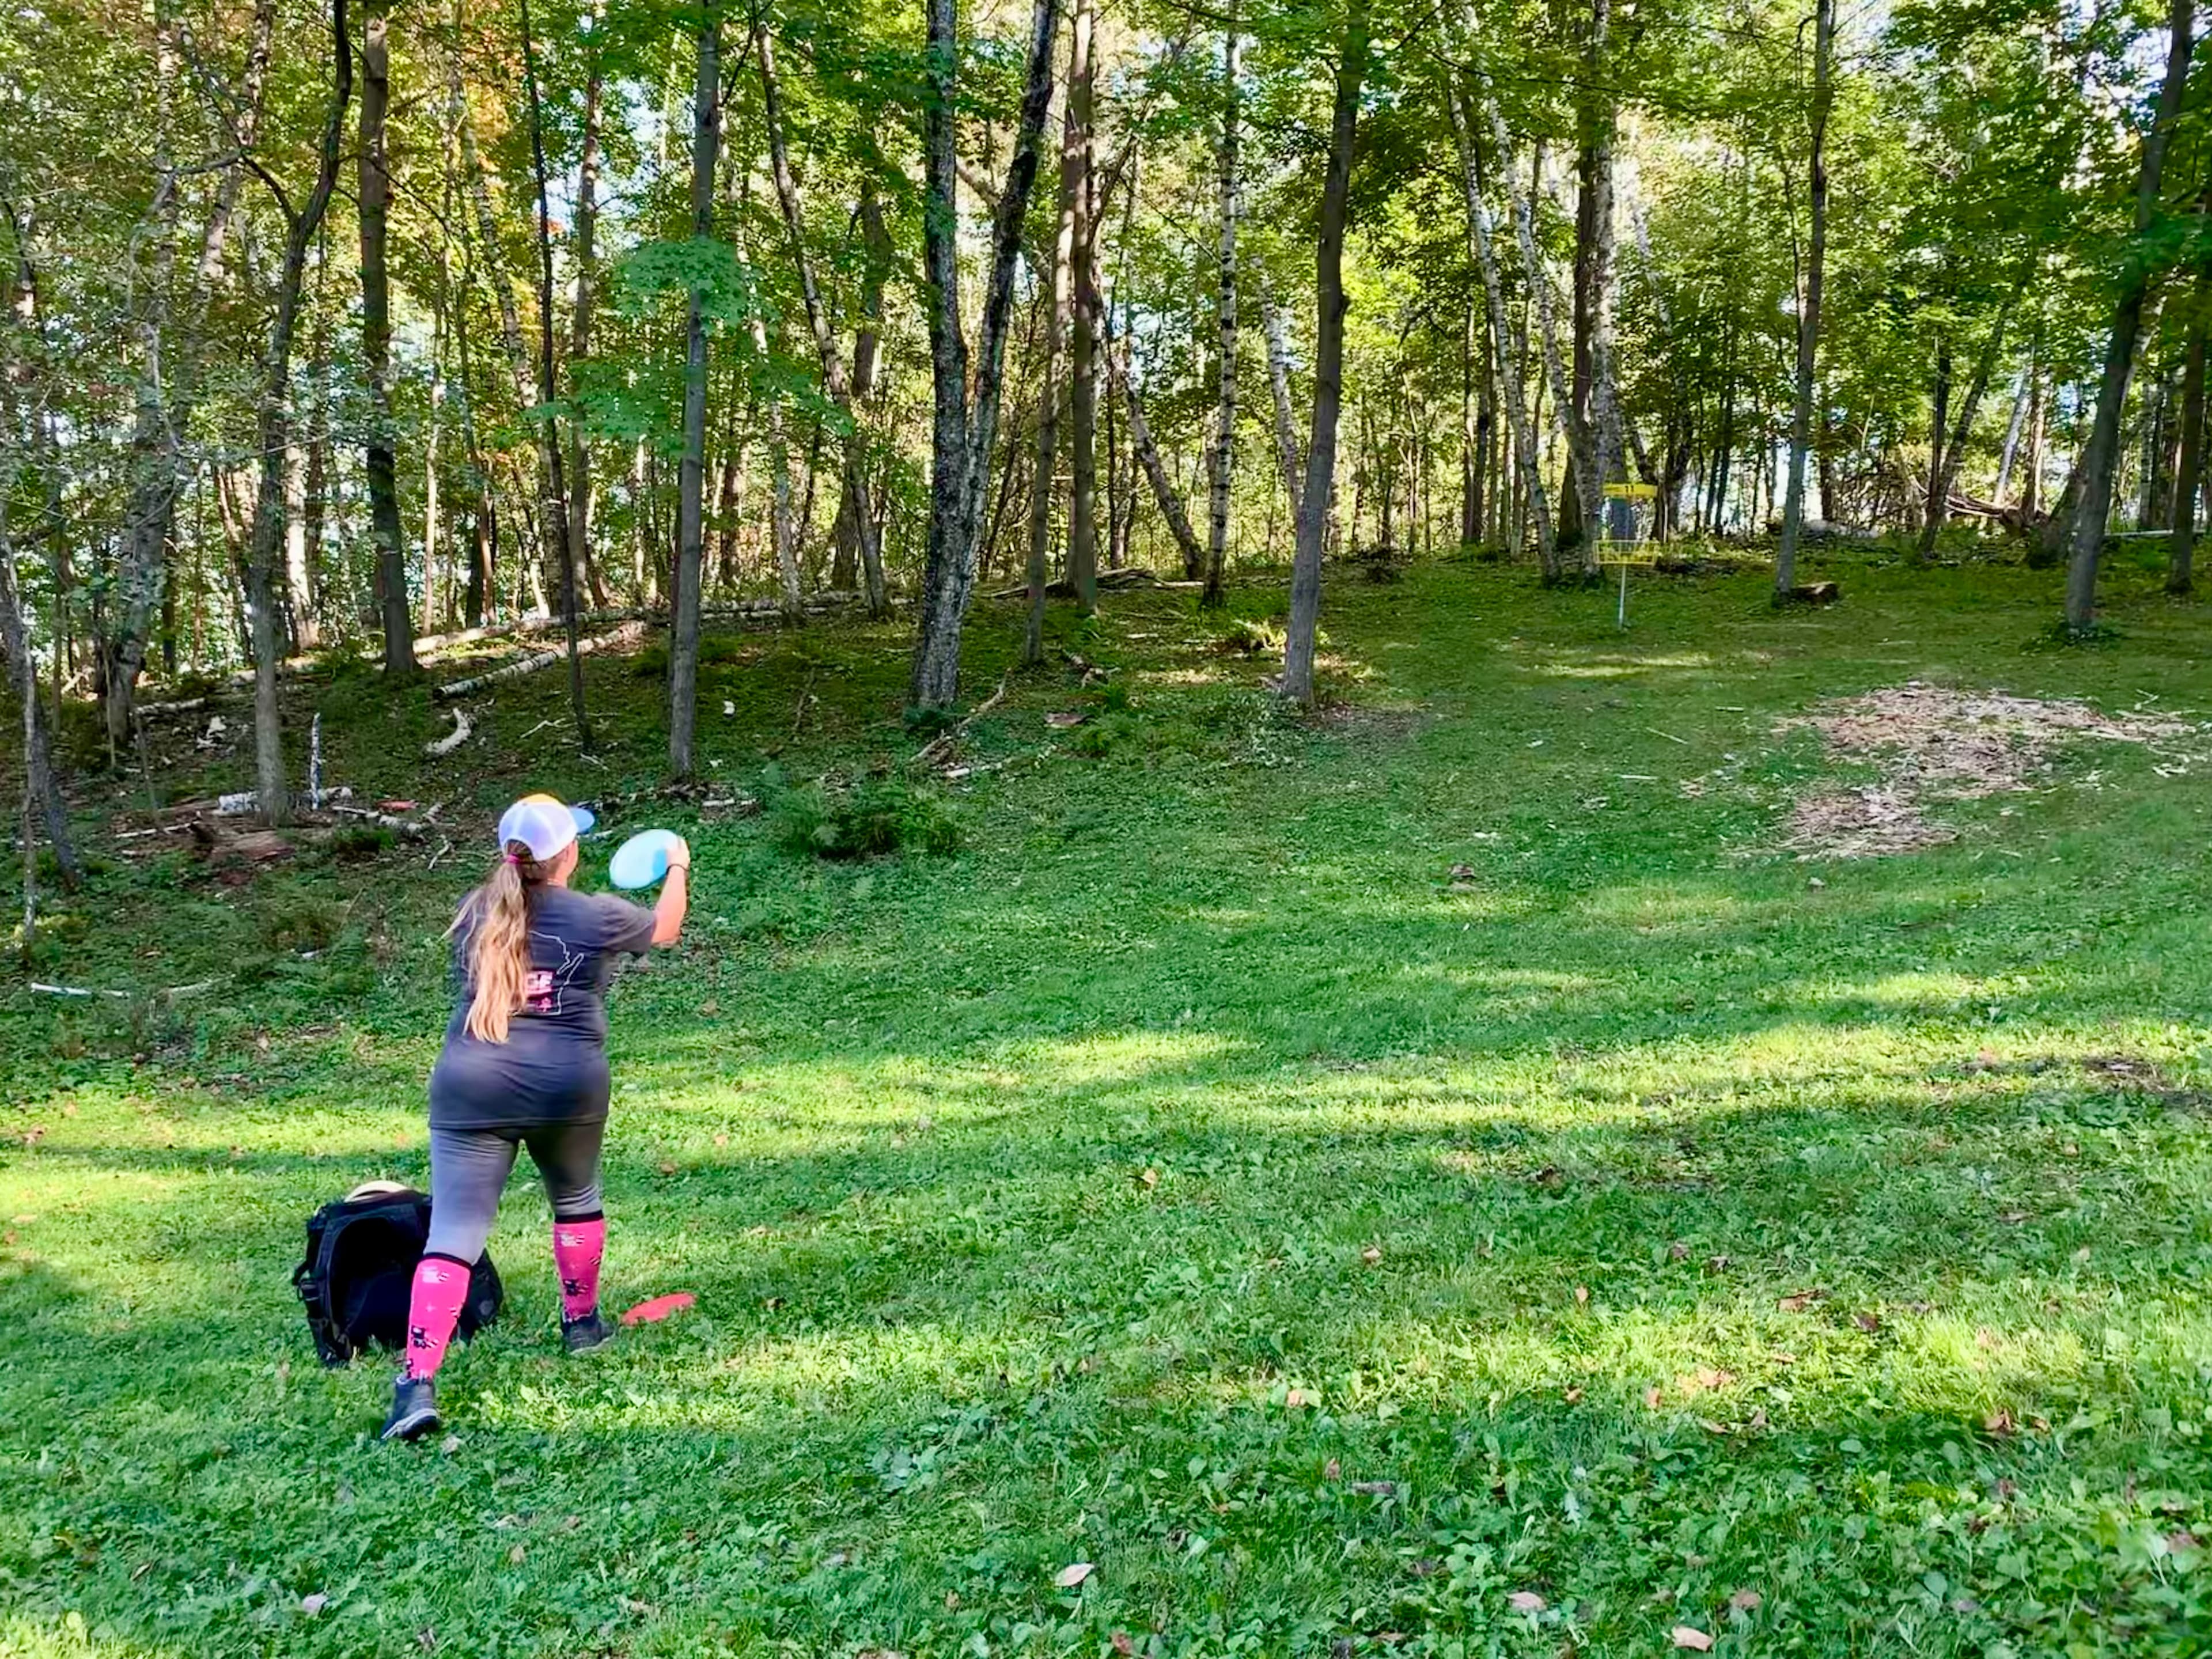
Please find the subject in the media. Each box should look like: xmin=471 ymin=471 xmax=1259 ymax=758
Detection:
xmin=428 ymin=884 xmax=657 ymax=1129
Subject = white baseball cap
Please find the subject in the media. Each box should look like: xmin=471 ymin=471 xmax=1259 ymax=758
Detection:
xmin=495 ymin=793 xmax=596 ymax=863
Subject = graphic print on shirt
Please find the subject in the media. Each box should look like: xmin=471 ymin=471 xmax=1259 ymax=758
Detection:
xmin=516 ymin=926 xmax=595 ymax=1020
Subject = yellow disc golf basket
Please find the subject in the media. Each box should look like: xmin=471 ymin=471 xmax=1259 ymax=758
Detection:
xmin=1596 ymin=480 xmax=1661 ymax=629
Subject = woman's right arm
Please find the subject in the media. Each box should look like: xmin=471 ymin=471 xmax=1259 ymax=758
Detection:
xmin=650 ymin=840 xmax=691 ymax=947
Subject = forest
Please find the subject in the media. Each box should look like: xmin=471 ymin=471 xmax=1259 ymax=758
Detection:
xmin=6 ymin=0 xmax=2211 ymax=797
xmin=13 ymin=1 xmax=2212 ymax=1656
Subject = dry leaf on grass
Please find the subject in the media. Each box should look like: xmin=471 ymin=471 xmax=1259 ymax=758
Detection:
xmin=1730 ymin=1589 xmax=1763 ymax=1612
xmin=1507 ymin=1590 xmax=1547 ymax=1612
xmin=1778 ymin=1287 xmax=1828 ymax=1313
xmin=1054 ymin=1562 xmax=1096 ymax=1589
xmin=1671 ymin=1625 xmax=1714 ymax=1651
xmin=300 ymin=1593 xmax=328 ymax=1615
xmin=1773 ymin=684 xmax=2191 ymax=859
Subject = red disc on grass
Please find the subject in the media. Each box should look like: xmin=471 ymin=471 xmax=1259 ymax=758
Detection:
xmin=620 ymin=1292 xmax=696 ymax=1326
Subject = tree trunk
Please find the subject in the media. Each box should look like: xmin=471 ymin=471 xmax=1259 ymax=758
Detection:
xmin=283 ymin=415 xmax=315 ymax=650
xmin=2067 ymin=0 xmax=2195 ymax=631
xmin=419 ymin=279 xmax=445 ymax=635
xmin=669 ymin=0 xmax=720 ymax=776
xmin=1995 ymin=334 xmax=2034 ymax=504
xmin=831 ymin=184 xmax=892 ymax=613
xmin=1447 ymin=71 xmax=1555 ymax=574
xmin=108 ymin=0 xmax=276 ymax=749
xmin=567 ymin=51 xmax=604 ymax=620
xmin=2021 ymin=367 xmax=2047 ymax=518
xmin=1920 ymin=336 xmax=1953 ymax=552
xmin=1580 ymin=0 xmax=1625 ymax=571
xmin=1260 ymin=274 xmax=1303 ymax=513
xmin=0 ymin=353 xmax=79 ymax=885
xmin=1775 ymin=0 xmax=1833 ymax=597
xmin=759 ymin=26 xmax=884 ymax=625
xmin=517 ymin=0 xmax=585 ymax=740
xmin=1025 ymin=37 xmax=1080 ymax=665
xmin=753 ymin=313 xmax=802 ymax=619
xmin=1067 ymin=0 xmax=1100 ymax=612
xmin=359 ymin=0 xmax=414 ymax=673
xmin=1487 ymin=99 xmax=1596 ymax=565
xmin=450 ymin=37 xmax=563 ymax=612
xmin=246 ymin=0 xmax=352 ymax=824
xmin=1920 ymin=272 xmax=2029 ymax=560
xmin=2171 ymin=262 xmax=2208 ymax=593
xmin=109 ymin=0 xmax=179 ymax=758
xmin=1204 ymin=18 xmax=1241 ymax=605
xmin=911 ymin=0 xmax=1064 ymax=709
xmin=0 ymin=490 xmax=79 ymax=896
xmin=1280 ymin=0 xmax=1368 ymax=707
xmin=1117 ymin=337 xmax=1204 ymax=567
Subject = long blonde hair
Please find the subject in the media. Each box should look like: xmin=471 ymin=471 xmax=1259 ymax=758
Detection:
xmin=450 ymin=840 xmax=544 ymax=1043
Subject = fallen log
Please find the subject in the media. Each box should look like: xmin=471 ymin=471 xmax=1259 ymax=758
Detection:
xmin=329 ymin=803 xmax=437 ymax=836
xmin=986 ymin=567 xmax=1200 ymax=601
xmin=132 ymin=695 xmax=213 ymax=721
xmin=411 ymin=609 xmax=642 ymax=656
xmin=1779 ymin=581 xmax=1842 ymax=607
xmin=911 ymin=676 xmax=1010 ymax=772
xmin=1764 ymin=517 xmax=1877 ymax=544
xmin=424 ymin=707 xmax=473 ymax=757
xmin=431 ymin=622 xmax=648 ymax=700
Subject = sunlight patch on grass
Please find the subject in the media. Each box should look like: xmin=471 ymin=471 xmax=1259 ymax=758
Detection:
xmin=1001 ymin=1027 xmax=1244 ymax=1085
xmin=1579 ymin=885 xmax=1756 ymax=928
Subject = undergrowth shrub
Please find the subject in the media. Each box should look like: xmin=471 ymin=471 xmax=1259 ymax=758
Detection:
xmin=1213 ymin=617 xmax=1285 ymax=657
xmin=323 ymin=825 xmax=394 ymax=862
xmin=770 ymin=777 xmax=958 ymax=859
xmin=257 ymin=893 xmax=347 ymax=954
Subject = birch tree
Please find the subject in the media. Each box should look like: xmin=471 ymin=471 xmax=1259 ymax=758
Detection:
xmin=1774 ymin=0 xmax=1832 ymax=597
xmin=1204 ymin=19 xmax=1241 ymax=607
xmin=2065 ymin=0 xmax=2194 ymax=634
xmin=668 ymin=0 xmax=721 ymax=777
xmin=910 ymin=0 xmax=1065 ymax=710
xmin=1280 ymin=0 xmax=1370 ymax=707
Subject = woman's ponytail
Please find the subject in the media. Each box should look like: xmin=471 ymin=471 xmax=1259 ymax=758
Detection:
xmin=452 ymin=841 xmax=543 ymax=1043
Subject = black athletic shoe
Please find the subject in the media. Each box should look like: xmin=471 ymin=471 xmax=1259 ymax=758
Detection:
xmin=562 ymin=1310 xmax=616 ymax=1354
xmin=381 ymin=1375 xmax=442 ymax=1442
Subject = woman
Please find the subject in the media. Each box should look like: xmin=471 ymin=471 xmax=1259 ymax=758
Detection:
xmin=383 ymin=794 xmax=689 ymax=1441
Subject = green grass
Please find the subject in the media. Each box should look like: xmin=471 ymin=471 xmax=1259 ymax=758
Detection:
xmin=6 ymin=547 xmax=2212 ymax=1657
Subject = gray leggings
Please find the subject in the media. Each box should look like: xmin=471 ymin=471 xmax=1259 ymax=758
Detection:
xmin=426 ymin=1120 xmax=606 ymax=1263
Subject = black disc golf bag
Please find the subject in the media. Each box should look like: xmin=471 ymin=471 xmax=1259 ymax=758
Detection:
xmin=295 ymin=1181 xmax=502 ymax=1366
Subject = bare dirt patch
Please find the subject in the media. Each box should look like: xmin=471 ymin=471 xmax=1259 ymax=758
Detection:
xmin=1775 ymin=683 xmax=2191 ymax=859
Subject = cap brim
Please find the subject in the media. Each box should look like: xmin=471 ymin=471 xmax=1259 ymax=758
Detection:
xmin=569 ymin=805 xmax=596 ymax=835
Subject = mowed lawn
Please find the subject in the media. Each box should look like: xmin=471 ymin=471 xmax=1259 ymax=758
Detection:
xmin=6 ymin=551 xmax=2212 ymax=1657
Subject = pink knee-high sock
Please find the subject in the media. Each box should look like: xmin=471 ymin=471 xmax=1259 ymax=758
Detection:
xmin=403 ymin=1253 xmax=473 ymax=1381
xmin=551 ymin=1216 xmax=605 ymax=1321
